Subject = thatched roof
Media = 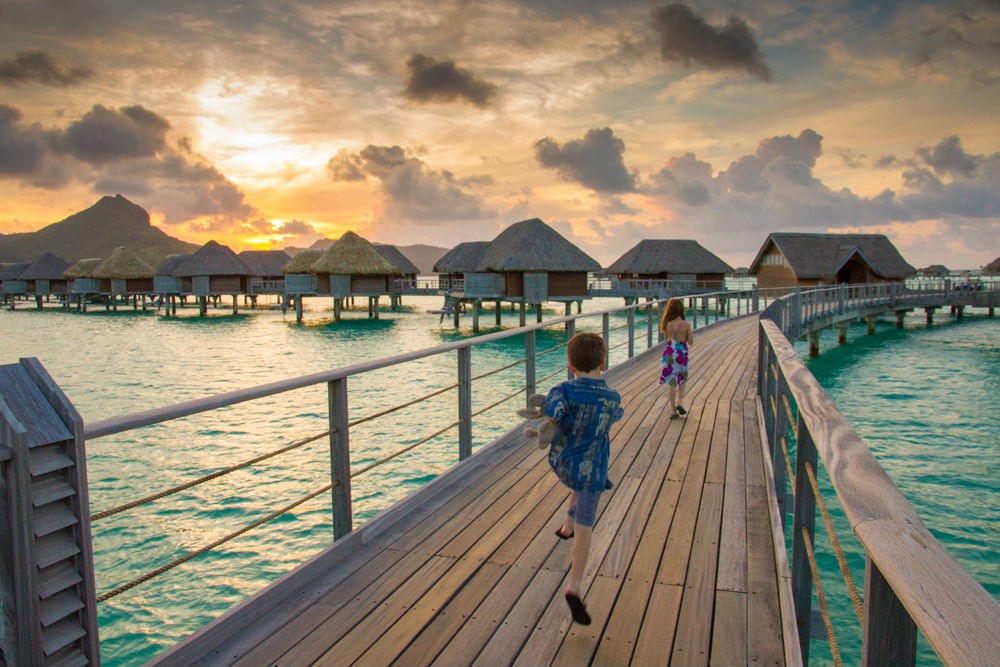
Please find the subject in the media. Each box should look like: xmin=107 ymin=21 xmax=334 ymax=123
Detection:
xmin=433 ymin=241 xmax=490 ymax=273
xmin=477 ymin=218 xmax=601 ymax=272
xmin=749 ymin=233 xmax=915 ymax=279
xmin=92 ymin=246 xmax=155 ymax=279
xmin=310 ymin=231 xmax=401 ymax=275
xmin=155 ymin=254 xmax=190 ymax=276
xmin=238 ymin=249 xmax=292 ymax=276
xmin=374 ymin=244 xmax=420 ymax=275
xmin=918 ymin=264 xmax=950 ymax=276
xmin=63 ymin=258 xmax=102 ymax=279
xmin=19 ymin=252 xmax=70 ymax=280
xmin=281 ymin=248 xmax=323 ymax=274
xmin=174 ymin=240 xmax=252 ymax=277
xmin=1 ymin=262 xmax=31 ymax=281
xmin=606 ymin=240 xmax=733 ymax=275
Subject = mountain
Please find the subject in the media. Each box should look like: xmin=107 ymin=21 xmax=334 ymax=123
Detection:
xmin=985 ymin=256 xmax=1000 ymax=274
xmin=285 ymin=241 xmax=449 ymax=275
xmin=0 ymin=194 xmax=199 ymax=266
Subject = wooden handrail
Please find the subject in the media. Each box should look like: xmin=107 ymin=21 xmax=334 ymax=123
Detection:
xmin=759 ymin=311 xmax=1000 ymax=666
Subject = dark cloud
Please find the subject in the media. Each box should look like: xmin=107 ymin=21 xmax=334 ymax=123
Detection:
xmin=328 ymin=144 xmax=496 ymax=224
xmin=0 ymin=50 xmax=93 ymax=87
xmin=651 ymin=2 xmax=772 ymax=81
xmin=916 ymin=135 xmax=980 ymax=178
xmin=0 ymin=104 xmax=71 ymax=187
xmin=61 ymin=105 xmax=170 ymax=165
xmin=275 ymin=219 xmax=316 ymax=235
xmin=403 ymin=54 xmax=498 ymax=108
xmin=534 ymin=127 xmax=637 ymax=193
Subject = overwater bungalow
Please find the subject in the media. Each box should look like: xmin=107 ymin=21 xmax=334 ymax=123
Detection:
xmin=605 ymin=239 xmax=733 ymax=298
xmin=18 ymin=252 xmax=70 ymax=307
xmin=309 ymin=231 xmax=402 ymax=321
xmin=374 ymin=243 xmax=421 ymax=307
xmin=173 ymin=241 xmax=253 ymax=315
xmin=749 ymin=232 xmax=915 ymax=290
xmin=92 ymin=246 xmax=155 ymax=310
xmin=433 ymin=241 xmax=490 ymax=293
xmin=0 ymin=262 xmax=31 ymax=307
xmin=919 ymin=264 xmax=950 ymax=278
xmin=64 ymin=258 xmax=103 ymax=311
xmin=238 ymin=249 xmax=291 ymax=304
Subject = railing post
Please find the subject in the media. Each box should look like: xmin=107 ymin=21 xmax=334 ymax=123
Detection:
xmin=752 ymin=285 xmax=760 ymax=312
xmin=566 ymin=319 xmax=576 ymax=381
xmin=602 ymin=313 xmax=610 ymax=370
xmin=458 ymin=347 xmax=472 ymax=460
xmin=772 ymin=373 xmax=789 ymax=525
xmin=791 ymin=414 xmax=818 ymax=665
xmin=627 ymin=307 xmax=635 ymax=358
xmin=525 ymin=329 xmax=536 ymax=403
xmin=862 ymin=558 xmax=917 ymax=667
xmin=328 ymin=378 xmax=353 ymax=540
xmin=646 ymin=301 xmax=654 ymax=349
xmin=793 ymin=286 xmax=803 ymax=338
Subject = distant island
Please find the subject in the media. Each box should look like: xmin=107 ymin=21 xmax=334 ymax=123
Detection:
xmin=0 ymin=194 xmax=448 ymax=274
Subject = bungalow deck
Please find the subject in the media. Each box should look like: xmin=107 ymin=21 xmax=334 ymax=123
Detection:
xmin=151 ymin=315 xmax=798 ymax=667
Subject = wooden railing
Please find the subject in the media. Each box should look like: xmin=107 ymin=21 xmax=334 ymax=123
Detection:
xmin=757 ymin=282 xmax=1000 ymax=666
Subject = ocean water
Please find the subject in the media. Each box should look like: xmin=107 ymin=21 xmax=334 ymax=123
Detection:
xmin=1 ymin=295 xmax=995 ymax=666
xmin=792 ymin=310 xmax=999 ymax=667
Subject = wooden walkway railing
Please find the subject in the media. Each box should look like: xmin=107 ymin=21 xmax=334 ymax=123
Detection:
xmin=146 ymin=315 xmax=799 ymax=667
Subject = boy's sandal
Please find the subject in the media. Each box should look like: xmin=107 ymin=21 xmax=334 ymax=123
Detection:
xmin=555 ymin=527 xmax=574 ymax=540
xmin=669 ymin=411 xmax=679 ymax=420
xmin=565 ymin=592 xmax=592 ymax=625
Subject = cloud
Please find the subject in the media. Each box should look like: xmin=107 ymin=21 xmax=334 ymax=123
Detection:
xmin=0 ymin=104 xmax=71 ymax=187
xmin=274 ymin=219 xmax=317 ymax=236
xmin=0 ymin=50 xmax=93 ymax=87
xmin=639 ymin=129 xmax=999 ymax=265
xmin=534 ymin=127 xmax=637 ymax=193
xmin=403 ymin=54 xmax=498 ymax=108
xmin=916 ymin=135 xmax=980 ymax=178
xmin=60 ymin=105 xmax=170 ymax=165
xmin=329 ymin=144 xmax=497 ymax=224
xmin=650 ymin=2 xmax=772 ymax=81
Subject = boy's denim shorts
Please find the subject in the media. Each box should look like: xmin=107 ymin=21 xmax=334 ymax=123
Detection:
xmin=567 ymin=489 xmax=602 ymax=528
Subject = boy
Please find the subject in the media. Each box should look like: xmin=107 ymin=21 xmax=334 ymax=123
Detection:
xmin=541 ymin=332 xmax=623 ymax=625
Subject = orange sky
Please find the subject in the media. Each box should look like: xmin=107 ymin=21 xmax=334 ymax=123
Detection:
xmin=1 ymin=0 xmax=998 ymax=269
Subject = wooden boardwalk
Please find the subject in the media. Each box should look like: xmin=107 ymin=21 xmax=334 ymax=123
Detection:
xmin=152 ymin=314 xmax=797 ymax=667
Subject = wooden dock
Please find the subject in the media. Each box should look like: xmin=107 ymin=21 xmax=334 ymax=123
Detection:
xmin=150 ymin=314 xmax=796 ymax=667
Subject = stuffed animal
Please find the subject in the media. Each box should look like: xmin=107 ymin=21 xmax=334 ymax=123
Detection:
xmin=516 ymin=393 xmax=557 ymax=449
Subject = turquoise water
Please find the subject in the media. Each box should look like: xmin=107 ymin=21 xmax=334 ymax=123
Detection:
xmin=1 ymin=296 xmax=996 ymax=665
xmin=792 ymin=311 xmax=999 ymax=667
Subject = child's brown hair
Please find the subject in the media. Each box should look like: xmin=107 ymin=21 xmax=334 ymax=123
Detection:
xmin=567 ymin=332 xmax=606 ymax=373
xmin=659 ymin=298 xmax=685 ymax=330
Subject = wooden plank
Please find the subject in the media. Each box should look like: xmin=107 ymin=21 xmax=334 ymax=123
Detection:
xmin=718 ymin=399 xmax=748 ymax=593
xmin=711 ymin=590 xmax=747 ymax=666
xmin=746 ymin=481 xmax=785 ymax=667
xmin=632 ymin=583 xmax=683 ymax=667
xmin=670 ymin=482 xmax=724 ymax=667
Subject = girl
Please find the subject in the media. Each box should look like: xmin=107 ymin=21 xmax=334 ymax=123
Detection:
xmin=658 ymin=298 xmax=693 ymax=419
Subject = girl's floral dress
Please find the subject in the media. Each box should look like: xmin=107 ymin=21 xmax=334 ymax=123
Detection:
xmin=659 ymin=340 xmax=689 ymax=387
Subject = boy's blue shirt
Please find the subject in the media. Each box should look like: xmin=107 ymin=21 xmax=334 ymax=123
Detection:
xmin=543 ymin=376 xmax=624 ymax=493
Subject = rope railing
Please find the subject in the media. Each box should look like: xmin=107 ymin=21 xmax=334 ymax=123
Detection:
xmin=349 ymin=420 xmax=462 ymax=479
xmin=801 ymin=526 xmax=844 ymax=667
xmin=97 ymin=481 xmax=337 ymax=603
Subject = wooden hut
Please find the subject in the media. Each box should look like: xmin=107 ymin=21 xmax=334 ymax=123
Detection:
xmin=309 ymin=231 xmax=402 ymax=321
xmin=605 ymin=239 xmax=732 ymax=293
xmin=749 ymin=232 xmax=915 ymax=290
xmin=18 ymin=252 xmax=70 ymax=307
xmin=1 ymin=262 xmax=31 ymax=307
xmin=64 ymin=258 xmax=103 ymax=311
xmin=919 ymin=264 xmax=950 ymax=278
xmin=93 ymin=247 xmax=155 ymax=310
xmin=433 ymin=241 xmax=490 ymax=293
xmin=374 ymin=244 xmax=421 ymax=307
xmin=173 ymin=240 xmax=253 ymax=315
xmin=476 ymin=218 xmax=601 ymax=323
xmin=238 ymin=250 xmax=291 ymax=304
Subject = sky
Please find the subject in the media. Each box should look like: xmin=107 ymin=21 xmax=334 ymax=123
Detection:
xmin=1 ymin=0 xmax=998 ymax=270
